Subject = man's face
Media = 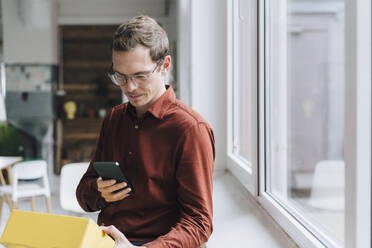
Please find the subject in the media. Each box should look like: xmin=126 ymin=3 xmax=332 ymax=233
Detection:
xmin=112 ymin=46 xmax=168 ymax=114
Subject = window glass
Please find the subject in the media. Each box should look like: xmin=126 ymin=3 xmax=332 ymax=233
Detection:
xmin=232 ymin=0 xmax=257 ymax=166
xmin=265 ymin=0 xmax=345 ymax=245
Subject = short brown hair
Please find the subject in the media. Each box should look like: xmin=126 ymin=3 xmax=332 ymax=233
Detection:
xmin=111 ymin=15 xmax=169 ymax=62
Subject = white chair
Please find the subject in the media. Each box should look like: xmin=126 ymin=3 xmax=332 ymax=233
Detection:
xmin=0 ymin=160 xmax=52 ymax=212
xmin=307 ymin=160 xmax=345 ymax=210
xmin=60 ymin=162 xmax=89 ymax=214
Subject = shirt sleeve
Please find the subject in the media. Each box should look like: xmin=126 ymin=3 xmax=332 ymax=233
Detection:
xmin=76 ymin=114 xmax=110 ymax=212
xmin=146 ymin=122 xmax=216 ymax=248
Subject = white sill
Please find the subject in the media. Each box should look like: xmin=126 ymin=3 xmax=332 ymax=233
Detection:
xmin=208 ymin=170 xmax=298 ymax=247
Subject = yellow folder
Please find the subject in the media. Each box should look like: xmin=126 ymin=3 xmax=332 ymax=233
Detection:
xmin=0 ymin=210 xmax=115 ymax=248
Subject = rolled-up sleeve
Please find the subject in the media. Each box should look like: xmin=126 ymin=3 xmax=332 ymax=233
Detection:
xmin=146 ymin=122 xmax=215 ymax=248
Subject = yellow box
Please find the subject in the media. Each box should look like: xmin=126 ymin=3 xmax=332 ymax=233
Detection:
xmin=0 ymin=210 xmax=115 ymax=248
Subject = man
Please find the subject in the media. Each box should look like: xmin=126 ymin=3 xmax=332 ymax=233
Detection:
xmin=76 ymin=15 xmax=215 ymax=248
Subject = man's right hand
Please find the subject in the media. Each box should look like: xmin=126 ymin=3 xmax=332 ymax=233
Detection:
xmin=97 ymin=177 xmax=132 ymax=202
xmin=101 ymin=225 xmax=146 ymax=248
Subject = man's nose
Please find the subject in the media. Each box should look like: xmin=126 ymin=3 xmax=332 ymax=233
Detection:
xmin=125 ymin=77 xmax=138 ymax=91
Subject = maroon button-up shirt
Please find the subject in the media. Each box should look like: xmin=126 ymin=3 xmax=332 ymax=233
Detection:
xmin=76 ymin=86 xmax=215 ymax=248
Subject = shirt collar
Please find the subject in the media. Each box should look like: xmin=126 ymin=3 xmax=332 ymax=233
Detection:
xmin=127 ymin=85 xmax=176 ymax=120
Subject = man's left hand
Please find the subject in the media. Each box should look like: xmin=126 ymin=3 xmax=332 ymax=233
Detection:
xmin=101 ymin=225 xmax=146 ymax=248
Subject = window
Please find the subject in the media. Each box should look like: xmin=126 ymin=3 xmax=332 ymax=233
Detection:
xmin=231 ymin=0 xmax=256 ymax=166
xmin=227 ymin=0 xmax=258 ymax=195
xmin=258 ymin=0 xmax=370 ymax=247
xmin=265 ymin=0 xmax=346 ymax=246
xmin=229 ymin=0 xmax=371 ymax=247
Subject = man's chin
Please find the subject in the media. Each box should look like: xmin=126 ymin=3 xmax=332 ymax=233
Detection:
xmin=129 ymin=99 xmax=144 ymax=107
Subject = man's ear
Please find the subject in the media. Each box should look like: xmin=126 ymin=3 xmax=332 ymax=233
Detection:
xmin=162 ymin=55 xmax=172 ymax=73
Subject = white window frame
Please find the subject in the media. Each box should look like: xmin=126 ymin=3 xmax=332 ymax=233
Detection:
xmin=256 ymin=0 xmax=371 ymax=248
xmin=344 ymin=0 xmax=371 ymax=247
xmin=227 ymin=0 xmax=259 ymax=196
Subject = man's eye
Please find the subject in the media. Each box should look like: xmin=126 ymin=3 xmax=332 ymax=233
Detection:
xmin=134 ymin=75 xmax=148 ymax=80
xmin=115 ymin=73 xmax=126 ymax=79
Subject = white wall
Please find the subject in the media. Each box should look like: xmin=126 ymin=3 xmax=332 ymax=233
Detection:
xmin=187 ymin=0 xmax=228 ymax=172
xmin=177 ymin=0 xmax=191 ymax=104
xmin=57 ymin=0 xmax=167 ymax=25
xmin=2 ymin=0 xmax=58 ymax=64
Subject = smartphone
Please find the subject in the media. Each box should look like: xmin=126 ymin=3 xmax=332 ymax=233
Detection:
xmin=93 ymin=161 xmax=134 ymax=195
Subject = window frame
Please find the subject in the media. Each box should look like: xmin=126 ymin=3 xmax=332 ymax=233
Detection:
xmin=343 ymin=0 xmax=371 ymax=246
xmin=227 ymin=0 xmax=259 ymax=196
xmin=255 ymin=0 xmax=371 ymax=248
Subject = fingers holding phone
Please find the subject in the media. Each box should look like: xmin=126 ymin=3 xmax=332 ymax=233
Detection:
xmin=93 ymin=161 xmax=135 ymax=202
xmin=97 ymin=177 xmax=132 ymax=202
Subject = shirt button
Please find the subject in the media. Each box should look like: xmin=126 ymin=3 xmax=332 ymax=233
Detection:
xmin=134 ymin=124 xmax=138 ymax=129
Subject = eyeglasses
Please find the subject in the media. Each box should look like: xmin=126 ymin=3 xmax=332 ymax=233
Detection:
xmin=108 ymin=60 xmax=162 ymax=87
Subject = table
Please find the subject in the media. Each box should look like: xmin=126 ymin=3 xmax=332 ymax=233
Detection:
xmin=0 ymin=156 xmax=23 ymax=206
